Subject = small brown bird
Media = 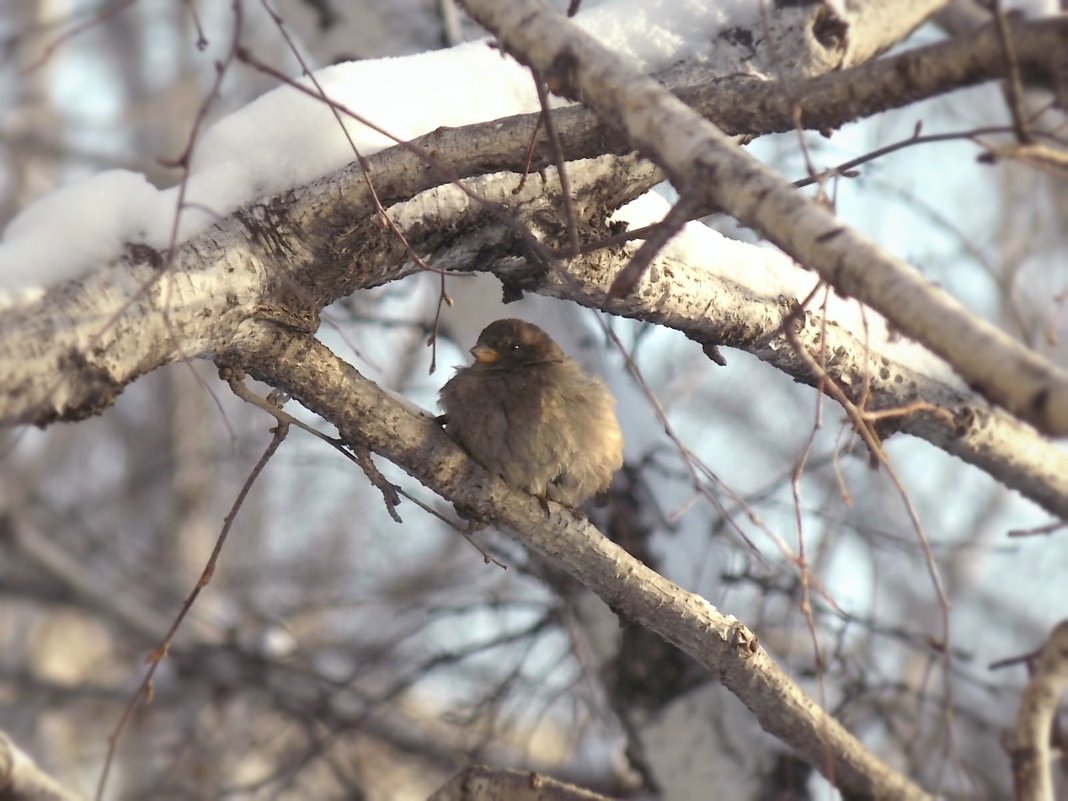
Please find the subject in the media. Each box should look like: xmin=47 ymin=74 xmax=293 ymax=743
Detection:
xmin=439 ymin=319 xmax=623 ymax=507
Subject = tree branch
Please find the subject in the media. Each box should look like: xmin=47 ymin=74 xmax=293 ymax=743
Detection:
xmin=1008 ymin=621 xmax=1068 ymax=801
xmin=459 ymin=0 xmax=1068 ymax=436
xmin=4 ymin=152 xmax=1067 ymax=517
xmin=428 ymin=766 xmax=617 ymax=801
xmin=0 ymin=732 xmax=85 ymax=801
xmin=224 ymin=322 xmax=933 ymax=800
xmin=386 ymin=173 xmax=1068 ymax=519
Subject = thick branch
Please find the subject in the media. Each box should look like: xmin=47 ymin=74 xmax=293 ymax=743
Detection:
xmin=1009 ymin=621 xmax=1068 ymax=801
xmin=674 ymin=14 xmax=1068 ymax=136
xmin=5 ymin=154 xmax=1067 ymax=519
xmin=252 ymin=16 xmax=1068 ymax=222
xmin=460 ymin=0 xmax=1068 ymax=436
xmin=225 ymin=323 xmax=933 ymax=801
xmin=388 ymin=174 xmax=1068 ymax=519
xmin=5 ymin=13 xmax=1065 ymax=427
xmin=0 ymin=156 xmax=659 ymax=426
xmin=495 ymin=246 xmax=1068 ymax=519
xmin=0 ymin=732 xmax=85 ymax=801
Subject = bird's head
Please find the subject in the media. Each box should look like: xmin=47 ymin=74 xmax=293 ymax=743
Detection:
xmin=469 ymin=318 xmax=565 ymax=369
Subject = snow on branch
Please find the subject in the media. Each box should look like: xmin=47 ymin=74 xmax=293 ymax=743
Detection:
xmin=3 ymin=148 xmax=1067 ymax=519
xmin=459 ymin=0 xmax=1068 ymax=436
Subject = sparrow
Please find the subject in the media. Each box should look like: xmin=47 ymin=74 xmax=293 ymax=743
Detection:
xmin=439 ymin=318 xmax=624 ymax=508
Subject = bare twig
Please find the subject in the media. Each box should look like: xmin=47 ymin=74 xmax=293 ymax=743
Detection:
xmin=95 ymin=411 xmax=287 ymax=801
xmin=1007 ymin=519 xmax=1068 ymax=538
xmin=225 ymin=367 xmax=403 ymax=521
xmin=256 ymin=0 xmax=453 ymax=283
xmin=223 ymin=368 xmax=506 ymax=566
xmin=991 ymin=0 xmax=1032 ymax=144
xmin=531 ymin=66 xmax=580 ymax=256
xmin=235 ymin=48 xmax=557 ymax=270
xmin=608 ymin=187 xmax=703 ymax=299
xmin=782 ymin=320 xmax=959 ymax=782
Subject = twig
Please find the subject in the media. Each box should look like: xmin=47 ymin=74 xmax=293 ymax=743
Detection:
xmin=224 ymin=367 xmax=402 ymax=522
xmin=223 ymin=367 xmax=506 ymax=567
xmin=1007 ymin=519 xmax=1068 ymax=538
xmin=575 ymin=124 xmax=1057 ymax=257
xmin=94 ymin=407 xmax=287 ymax=801
xmin=782 ymin=319 xmax=959 ymax=781
xmin=531 ymin=66 xmax=580 ymax=256
xmin=235 ymin=49 xmax=557 ymax=270
xmin=428 ymin=765 xmax=615 ymax=801
xmin=256 ymin=0 xmax=454 ymax=283
xmin=513 ymin=112 xmax=543 ymax=193
xmin=991 ymin=0 xmax=1032 ymax=144
xmin=608 ymin=187 xmax=702 ymax=299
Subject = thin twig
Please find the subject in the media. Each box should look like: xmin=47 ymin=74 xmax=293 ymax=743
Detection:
xmin=531 ymin=66 xmax=580 ymax=256
xmin=95 ymin=411 xmax=287 ymax=801
xmin=579 ymin=124 xmax=1044 ymax=258
xmin=225 ymin=368 xmax=401 ymax=522
xmin=22 ymin=0 xmax=139 ymax=73
xmin=609 ymin=187 xmax=703 ymax=298
xmin=991 ymin=0 xmax=1032 ymax=144
xmin=783 ymin=319 xmax=959 ymax=787
xmin=236 ymin=49 xmax=557 ymax=270
xmin=224 ymin=368 xmax=506 ymax=567
xmin=514 ymin=110 xmax=544 ymax=193
xmin=1007 ymin=519 xmax=1068 ymax=538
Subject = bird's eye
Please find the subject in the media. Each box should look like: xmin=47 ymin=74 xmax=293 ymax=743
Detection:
xmin=510 ymin=343 xmax=521 ymax=350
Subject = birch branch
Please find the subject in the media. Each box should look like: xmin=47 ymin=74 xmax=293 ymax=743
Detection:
xmin=225 ymin=322 xmax=934 ymax=801
xmin=0 ymin=732 xmax=85 ymax=801
xmin=391 ymin=173 xmax=1068 ymax=519
xmin=1008 ymin=621 xmax=1068 ymax=801
xmin=4 ymin=154 xmax=1067 ymax=518
xmin=458 ymin=0 xmax=1068 ymax=436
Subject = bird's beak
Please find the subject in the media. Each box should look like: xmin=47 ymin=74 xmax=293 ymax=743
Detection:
xmin=470 ymin=344 xmax=499 ymax=364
